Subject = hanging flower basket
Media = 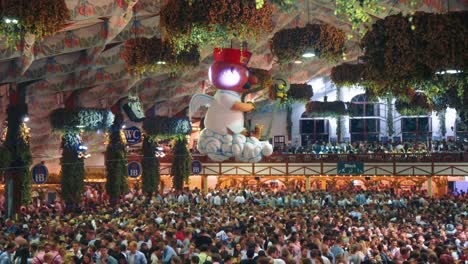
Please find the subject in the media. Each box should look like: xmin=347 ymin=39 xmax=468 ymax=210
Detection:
xmin=122 ymin=37 xmax=200 ymax=75
xmin=143 ymin=116 xmax=192 ymax=138
xmin=330 ymin=63 xmax=365 ymax=86
xmin=395 ymin=92 xmax=433 ymax=116
xmin=160 ymin=0 xmax=273 ymax=53
xmin=51 ymin=108 xmax=115 ymax=132
xmin=305 ymin=101 xmax=347 ymax=117
xmin=287 ymin=83 xmax=313 ymax=101
xmin=359 ymin=11 xmax=467 ymax=99
xmin=270 ymin=23 xmax=346 ymax=64
xmin=0 ymin=0 xmax=70 ymax=46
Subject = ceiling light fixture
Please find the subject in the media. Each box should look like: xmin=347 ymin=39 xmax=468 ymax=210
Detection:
xmin=294 ymin=60 xmax=303 ymax=64
xmin=76 ymin=125 xmax=85 ymax=128
xmin=23 ymin=116 xmax=30 ymax=122
xmin=156 ymin=61 xmax=166 ymax=65
xmin=302 ymin=51 xmax=316 ymax=58
xmin=436 ymin=69 xmax=462 ymax=75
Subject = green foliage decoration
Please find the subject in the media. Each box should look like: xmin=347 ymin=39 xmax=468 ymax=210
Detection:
xmin=270 ymin=23 xmax=346 ymax=64
xmin=330 ymin=63 xmax=365 ymax=86
xmin=60 ymin=132 xmax=84 ymax=206
xmin=51 ymin=108 xmax=114 ymax=132
xmin=395 ymin=93 xmax=433 ymax=116
xmin=287 ymin=83 xmax=314 ymax=102
xmin=386 ymin=96 xmax=394 ymax=137
xmin=0 ymin=146 xmax=11 ymax=169
xmin=0 ymin=0 xmax=70 ymax=46
xmin=160 ymin=0 xmax=273 ymax=53
xmin=439 ymin=109 xmax=446 ymax=137
xmin=143 ymin=116 xmax=192 ymax=139
xmin=305 ymin=101 xmax=347 ymax=117
xmin=142 ymin=137 xmax=159 ymax=195
xmin=122 ymin=37 xmax=200 ymax=75
xmin=5 ymin=104 xmax=32 ymax=206
xmin=358 ymin=12 xmax=467 ymax=103
xmin=171 ymin=136 xmax=191 ymax=191
xmin=105 ymin=114 xmax=128 ymax=203
xmin=334 ymin=0 xmax=385 ymax=36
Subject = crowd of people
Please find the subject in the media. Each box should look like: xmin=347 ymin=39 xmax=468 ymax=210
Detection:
xmin=279 ymin=139 xmax=468 ymax=155
xmin=0 ymin=186 xmax=466 ymax=264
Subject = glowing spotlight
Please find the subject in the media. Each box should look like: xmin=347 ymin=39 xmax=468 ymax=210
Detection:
xmin=302 ymin=51 xmax=316 ymax=58
xmin=23 ymin=116 xmax=30 ymax=122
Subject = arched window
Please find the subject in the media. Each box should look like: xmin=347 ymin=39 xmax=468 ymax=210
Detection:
xmin=349 ymin=94 xmax=380 ymax=142
xmin=300 ymin=112 xmax=329 ymax=146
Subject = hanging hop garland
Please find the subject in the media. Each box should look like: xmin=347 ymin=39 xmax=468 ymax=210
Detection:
xmin=270 ymin=23 xmax=346 ymax=64
xmin=160 ymin=0 xmax=273 ymax=53
xmin=122 ymin=37 xmax=200 ymax=75
xmin=0 ymin=0 xmax=70 ymax=46
xmin=306 ymin=101 xmax=347 ymax=117
xmin=51 ymin=108 xmax=115 ymax=132
xmin=143 ymin=116 xmax=192 ymax=138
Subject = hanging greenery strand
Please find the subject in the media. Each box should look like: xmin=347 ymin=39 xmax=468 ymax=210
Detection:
xmin=0 ymin=0 xmax=70 ymax=46
xmin=386 ymin=96 xmax=394 ymax=137
xmin=439 ymin=109 xmax=446 ymax=137
xmin=105 ymin=112 xmax=128 ymax=205
xmin=142 ymin=137 xmax=159 ymax=195
xmin=5 ymin=104 xmax=32 ymax=206
xmin=270 ymin=23 xmax=346 ymax=64
xmin=60 ymin=132 xmax=84 ymax=210
xmin=171 ymin=136 xmax=191 ymax=191
xmin=160 ymin=0 xmax=273 ymax=53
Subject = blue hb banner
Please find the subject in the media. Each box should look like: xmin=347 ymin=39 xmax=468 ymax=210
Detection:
xmin=31 ymin=164 xmax=49 ymax=184
xmin=127 ymin=161 xmax=142 ymax=178
xmin=191 ymin=160 xmax=202 ymax=175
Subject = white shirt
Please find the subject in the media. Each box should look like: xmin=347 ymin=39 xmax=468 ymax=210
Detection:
xmin=234 ymin=196 xmax=245 ymax=204
xmin=204 ymin=90 xmax=244 ymax=134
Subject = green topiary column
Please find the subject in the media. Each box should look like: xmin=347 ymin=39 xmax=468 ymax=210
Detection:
xmin=172 ymin=136 xmax=191 ymax=191
xmin=142 ymin=137 xmax=159 ymax=195
xmin=105 ymin=113 xmax=128 ymax=205
xmin=5 ymin=103 xmax=32 ymax=209
xmin=60 ymin=133 xmax=85 ymax=210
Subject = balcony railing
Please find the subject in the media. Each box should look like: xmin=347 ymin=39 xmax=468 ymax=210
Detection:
xmin=159 ymin=152 xmax=468 ymax=163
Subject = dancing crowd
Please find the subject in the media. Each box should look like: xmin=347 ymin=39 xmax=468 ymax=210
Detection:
xmin=0 ymin=187 xmax=466 ymax=264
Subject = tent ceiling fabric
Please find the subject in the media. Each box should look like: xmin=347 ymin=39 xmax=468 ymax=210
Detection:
xmin=0 ymin=0 xmax=465 ymax=162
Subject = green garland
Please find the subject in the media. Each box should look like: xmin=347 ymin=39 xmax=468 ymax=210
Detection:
xmin=160 ymin=0 xmax=273 ymax=53
xmin=142 ymin=137 xmax=159 ymax=195
xmin=358 ymin=12 xmax=467 ymax=101
xmin=270 ymin=23 xmax=346 ymax=64
xmin=305 ymin=101 xmax=347 ymax=117
xmin=0 ymin=146 xmax=11 ymax=169
xmin=287 ymin=84 xmax=314 ymax=102
xmin=0 ymin=0 xmax=70 ymax=46
xmin=122 ymin=37 xmax=200 ymax=75
xmin=386 ymin=96 xmax=394 ymax=137
xmin=334 ymin=0 xmax=385 ymax=36
xmin=439 ymin=109 xmax=446 ymax=137
xmin=143 ymin=116 xmax=192 ymax=139
xmin=60 ymin=132 xmax=84 ymax=207
xmin=5 ymin=104 xmax=32 ymax=206
xmin=105 ymin=113 xmax=128 ymax=204
xmin=51 ymin=108 xmax=114 ymax=132
xmin=330 ymin=63 xmax=365 ymax=86
xmin=171 ymin=136 xmax=191 ymax=191
xmin=395 ymin=93 xmax=432 ymax=116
